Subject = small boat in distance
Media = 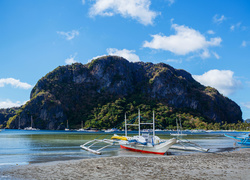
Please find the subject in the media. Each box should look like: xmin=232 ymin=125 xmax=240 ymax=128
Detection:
xmin=77 ymin=121 xmax=86 ymax=131
xmin=24 ymin=116 xmax=39 ymax=130
xmin=65 ymin=120 xmax=69 ymax=131
xmin=104 ymin=128 xmax=121 ymax=133
xmin=170 ymin=116 xmax=187 ymax=136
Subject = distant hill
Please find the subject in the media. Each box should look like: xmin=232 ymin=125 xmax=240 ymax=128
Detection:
xmin=4 ymin=56 xmax=242 ymax=130
xmin=0 ymin=107 xmax=20 ymax=128
xmin=245 ymin=119 xmax=250 ymax=123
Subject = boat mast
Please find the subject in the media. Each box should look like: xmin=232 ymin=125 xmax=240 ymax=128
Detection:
xmin=31 ymin=116 xmax=33 ymax=128
xmin=179 ymin=115 xmax=182 ymax=135
xmin=125 ymin=113 xmax=127 ymax=137
xmin=138 ymin=109 xmax=140 ymax=136
xmin=176 ymin=117 xmax=179 ymax=135
xmin=18 ymin=117 xmax=21 ymax=129
xmin=153 ymin=111 xmax=155 ymax=137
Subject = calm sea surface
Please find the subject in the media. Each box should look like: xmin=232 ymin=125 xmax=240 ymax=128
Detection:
xmin=0 ymin=129 xmax=248 ymax=169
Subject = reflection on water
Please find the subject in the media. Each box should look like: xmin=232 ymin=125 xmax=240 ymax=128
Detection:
xmin=0 ymin=129 xmax=247 ymax=169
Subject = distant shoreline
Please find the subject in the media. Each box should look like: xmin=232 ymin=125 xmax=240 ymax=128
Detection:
xmin=1 ymin=148 xmax=250 ymax=180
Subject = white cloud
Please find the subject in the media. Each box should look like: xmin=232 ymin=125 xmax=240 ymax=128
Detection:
xmin=143 ymin=23 xmax=222 ymax=57
xmin=57 ymin=30 xmax=79 ymax=40
xmin=212 ymin=51 xmax=220 ymax=59
xmin=230 ymin=22 xmax=241 ymax=31
xmin=0 ymin=78 xmax=32 ymax=89
xmin=167 ymin=0 xmax=175 ymax=6
xmin=241 ymin=102 xmax=250 ymax=109
xmin=0 ymin=99 xmax=24 ymax=108
xmin=65 ymin=54 xmax=78 ymax=64
xmin=241 ymin=40 xmax=247 ymax=47
xmin=89 ymin=0 xmax=158 ymax=25
xmin=89 ymin=48 xmax=141 ymax=63
xmin=193 ymin=69 xmax=242 ymax=96
xmin=82 ymin=0 xmax=85 ymax=5
xmin=200 ymin=49 xmax=210 ymax=59
xmin=230 ymin=25 xmax=235 ymax=31
xmin=207 ymin=30 xmax=215 ymax=34
xmin=88 ymin=55 xmax=107 ymax=63
xmin=107 ymin=48 xmax=141 ymax=62
xmin=213 ymin=14 xmax=226 ymax=24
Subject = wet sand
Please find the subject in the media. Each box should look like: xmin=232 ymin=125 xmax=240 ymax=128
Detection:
xmin=1 ymin=149 xmax=250 ymax=180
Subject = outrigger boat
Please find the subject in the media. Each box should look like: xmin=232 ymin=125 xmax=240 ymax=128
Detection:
xmin=224 ymin=134 xmax=250 ymax=145
xmin=116 ymin=111 xmax=177 ymax=155
xmin=80 ymin=110 xmax=177 ymax=155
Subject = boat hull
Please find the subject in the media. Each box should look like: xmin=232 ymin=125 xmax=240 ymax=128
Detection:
xmin=224 ymin=134 xmax=250 ymax=145
xmin=120 ymin=138 xmax=177 ymax=155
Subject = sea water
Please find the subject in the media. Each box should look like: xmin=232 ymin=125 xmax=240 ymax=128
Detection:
xmin=0 ymin=129 xmax=248 ymax=169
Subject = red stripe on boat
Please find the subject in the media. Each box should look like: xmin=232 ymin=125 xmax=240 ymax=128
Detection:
xmin=120 ymin=145 xmax=165 ymax=155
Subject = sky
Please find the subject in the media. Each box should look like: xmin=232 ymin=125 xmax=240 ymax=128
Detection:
xmin=0 ymin=0 xmax=250 ymax=120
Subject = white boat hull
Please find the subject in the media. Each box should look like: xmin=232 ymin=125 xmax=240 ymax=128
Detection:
xmin=170 ymin=133 xmax=187 ymax=136
xmin=120 ymin=138 xmax=177 ymax=155
xmin=24 ymin=127 xmax=39 ymax=130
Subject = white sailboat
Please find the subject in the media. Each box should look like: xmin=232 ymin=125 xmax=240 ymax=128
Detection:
xmin=65 ymin=120 xmax=69 ymax=131
xmin=170 ymin=116 xmax=187 ymax=136
xmin=24 ymin=116 xmax=39 ymax=130
xmin=77 ymin=121 xmax=86 ymax=131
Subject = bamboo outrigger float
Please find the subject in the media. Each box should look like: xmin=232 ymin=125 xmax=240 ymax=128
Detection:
xmin=170 ymin=138 xmax=209 ymax=152
xmin=80 ymin=139 xmax=119 ymax=155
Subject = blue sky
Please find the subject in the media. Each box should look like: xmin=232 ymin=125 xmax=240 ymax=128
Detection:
xmin=0 ymin=0 xmax=250 ymax=120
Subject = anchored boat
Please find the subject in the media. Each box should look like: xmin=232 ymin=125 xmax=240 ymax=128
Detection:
xmin=118 ymin=110 xmax=177 ymax=155
xmin=24 ymin=116 xmax=39 ymax=131
xmin=170 ymin=116 xmax=187 ymax=136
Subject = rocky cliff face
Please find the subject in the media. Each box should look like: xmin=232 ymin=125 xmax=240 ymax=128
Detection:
xmin=6 ymin=56 xmax=242 ymax=129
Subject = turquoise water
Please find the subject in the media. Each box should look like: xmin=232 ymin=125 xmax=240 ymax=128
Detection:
xmin=0 ymin=129 xmax=248 ymax=169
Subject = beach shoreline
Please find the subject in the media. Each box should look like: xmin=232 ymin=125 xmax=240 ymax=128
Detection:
xmin=1 ymin=148 xmax=250 ymax=180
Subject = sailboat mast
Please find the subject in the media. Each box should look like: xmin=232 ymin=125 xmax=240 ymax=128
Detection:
xmin=31 ymin=116 xmax=33 ymax=128
xmin=153 ymin=111 xmax=155 ymax=137
xmin=179 ymin=115 xmax=182 ymax=135
xmin=176 ymin=117 xmax=179 ymax=135
xmin=138 ymin=109 xmax=140 ymax=136
xmin=19 ymin=117 xmax=20 ymax=129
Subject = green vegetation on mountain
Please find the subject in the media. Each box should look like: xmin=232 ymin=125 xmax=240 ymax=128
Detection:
xmin=2 ymin=56 xmax=243 ymax=130
xmin=0 ymin=107 xmax=20 ymax=128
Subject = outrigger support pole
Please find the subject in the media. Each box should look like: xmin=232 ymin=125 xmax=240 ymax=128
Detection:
xmin=125 ymin=113 xmax=127 ymax=137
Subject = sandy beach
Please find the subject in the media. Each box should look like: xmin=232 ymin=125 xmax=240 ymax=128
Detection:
xmin=1 ymin=149 xmax=250 ymax=180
